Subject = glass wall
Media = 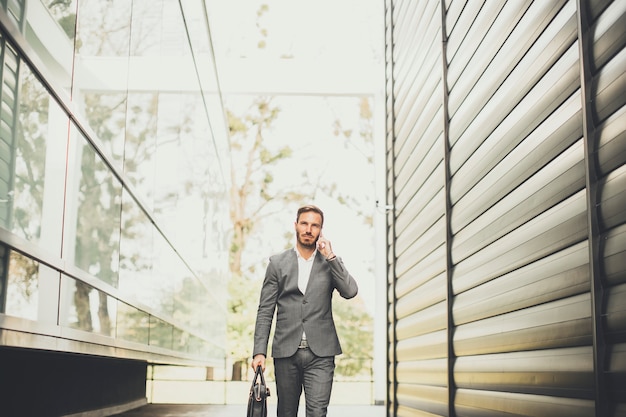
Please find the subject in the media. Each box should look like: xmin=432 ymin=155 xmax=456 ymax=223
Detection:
xmin=0 ymin=0 xmax=230 ymax=366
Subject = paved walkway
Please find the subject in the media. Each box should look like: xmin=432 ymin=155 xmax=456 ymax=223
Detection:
xmin=113 ymin=403 xmax=386 ymax=417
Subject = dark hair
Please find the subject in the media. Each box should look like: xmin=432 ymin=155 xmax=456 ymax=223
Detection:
xmin=296 ymin=205 xmax=324 ymax=226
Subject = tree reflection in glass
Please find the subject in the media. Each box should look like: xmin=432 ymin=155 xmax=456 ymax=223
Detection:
xmin=67 ymin=139 xmax=121 ymax=338
xmin=9 ymin=64 xmax=48 ymax=242
xmin=73 ymin=141 xmax=122 ymax=287
xmin=2 ymin=247 xmax=39 ymax=321
xmin=60 ymin=275 xmax=116 ymax=336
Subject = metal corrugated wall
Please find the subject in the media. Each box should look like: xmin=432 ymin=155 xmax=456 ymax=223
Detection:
xmin=385 ymin=0 xmax=626 ymax=416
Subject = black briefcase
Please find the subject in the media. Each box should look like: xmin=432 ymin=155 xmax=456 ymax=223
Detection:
xmin=247 ymin=365 xmax=270 ymax=417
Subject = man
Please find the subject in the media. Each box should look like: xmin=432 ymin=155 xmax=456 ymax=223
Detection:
xmin=251 ymin=204 xmax=359 ymax=417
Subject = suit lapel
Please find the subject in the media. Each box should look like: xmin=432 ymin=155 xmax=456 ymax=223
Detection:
xmin=306 ymin=252 xmax=324 ymax=293
xmin=285 ymin=250 xmax=301 ymax=293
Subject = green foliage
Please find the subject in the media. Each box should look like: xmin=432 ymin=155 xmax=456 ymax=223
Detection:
xmin=226 ymin=273 xmax=259 ymax=364
xmin=333 ymin=295 xmax=374 ymax=377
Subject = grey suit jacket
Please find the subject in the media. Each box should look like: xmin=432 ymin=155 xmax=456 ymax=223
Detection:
xmin=253 ymin=248 xmax=358 ymax=359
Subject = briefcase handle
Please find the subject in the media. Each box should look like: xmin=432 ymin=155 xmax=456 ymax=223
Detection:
xmin=251 ymin=365 xmax=270 ymax=401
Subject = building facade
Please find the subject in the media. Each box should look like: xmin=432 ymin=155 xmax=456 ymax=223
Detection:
xmin=2 ymin=0 xmax=625 ymax=416
xmin=0 ymin=1 xmax=231 ymax=415
xmin=385 ymin=0 xmax=625 ymax=416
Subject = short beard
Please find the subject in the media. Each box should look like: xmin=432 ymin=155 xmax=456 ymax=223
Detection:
xmin=298 ymin=235 xmax=316 ymax=250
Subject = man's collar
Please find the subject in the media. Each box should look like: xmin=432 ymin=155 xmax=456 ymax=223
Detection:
xmin=294 ymin=246 xmax=317 ymax=261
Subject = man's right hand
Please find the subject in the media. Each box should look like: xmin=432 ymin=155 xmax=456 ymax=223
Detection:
xmin=251 ymin=354 xmax=266 ymax=371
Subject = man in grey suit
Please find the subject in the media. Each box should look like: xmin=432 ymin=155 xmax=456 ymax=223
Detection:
xmin=251 ymin=204 xmax=359 ymax=417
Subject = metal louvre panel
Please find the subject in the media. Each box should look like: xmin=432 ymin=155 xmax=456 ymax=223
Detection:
xmin=393 ymin=22 xmax=442 ymax=172
xmin=455 ymin=389 xmax=595 ymax=417
xmin=597 ymin=105 xmax=626 ymax=176
xmin=451 ymin=124 xmax=584 ymax=262
xmin=395 ymin=166 xmax=444 ymax=246
xmin=396 ymin=385 xmax=448 ymax=416
xmin=453 ymin=189 xmax=588 ymax=294
xmin=609 ymin=342 xmax=626 ymax=401
xmin=396 ymin=358 xmax=447 ymax=387
xmin=395 ymin=201 xmax=446 ymax=307
xmin=455 ymin=346 xmax=594 ymax=396
xmin=449 ymin=1 xmax=576 ymax=154
xmin=395 ymin=198 xmax=445 ymax=259
xmin=450 ymin=40 xmax=581 ymax=209
xmin=388 ymin=0 xmax=446 ymax=415
xmin=394 ymin=112 xmax=443 ymax=199
xmin=590 ymin=0 xmax=626 ymax=411
xmin=592 ymin=46 xmax=626 ymax=123
xmin=589 ymin=0 xmax=626 ymax=72
xmin=450 ymin=3 xmax=579 ymax=182
xmin=386 ymin=0 xmax=625 ymax=414
xmin=396 ymin=329 xmax=447 ymax=362
xmin=453 ymin=241 xmax=590 ymax=325
xmin=606 ymin=281 xmax=626 ymax=335
xmin=446 ymin=1 xmax=526 ymax=90
xmin=591 ymin=0 xmax=626 ymax=209
xmin=391 ymin=1 xmax=439 ymax=123
xmin=396 ymin=244 xmax=446 ymax=303
xmin=396 ymin=272 xmax=446 ymax=319
xmin=454 ymin=292 xmax=592 ymax=355
xmin=589 ymin=0 xmax=626 ymax=123
xmin=448 ymin=1 xmax=566 ymax=118
xmin=396 ymin=301 xmax=447 ymax=342
xmin=390 ymin=0 xmax=424 ymax=52
xmin=392 ymin=0 xmax=444 ymax=281
xmin=603 ymin=223 xmax=626 ymax=287
xmin=447 ymin=0 xmax=596 ymax=411
xmin=599 ymin=164 xmax=626 ymax=230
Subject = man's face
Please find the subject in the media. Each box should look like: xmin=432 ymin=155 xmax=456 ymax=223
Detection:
xmin=295 ymin=211 xmax=323 ymax=249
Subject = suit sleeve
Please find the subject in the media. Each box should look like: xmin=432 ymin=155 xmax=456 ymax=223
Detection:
xmin=252 ymin=258 xmax=279 ymax=358
xmin=328 ymin=256 xmax=358 ymax=299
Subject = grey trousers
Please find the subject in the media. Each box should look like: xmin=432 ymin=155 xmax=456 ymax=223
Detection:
xmin=273 ymin=348 xmax=335 ymax=417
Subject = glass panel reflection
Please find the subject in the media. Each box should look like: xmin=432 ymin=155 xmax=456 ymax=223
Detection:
xmin=0 ymin=0 xmax=230 ymax=367
xmin=149 ymin=315 xmax=173 ymax=350
xmin=26 ymin=0 xmax=76 ymax=92
xmin=118 ymin=189 xmax=154 ymax=298
xmin=149 ymin=232 xmax=181 ymax=316
xmin=76 ymin=0 xmax=131 ymax=58
xmin=1 ymin=243 xmax=59 ymax=323
xmin=66 ymin=133 xmax=122 ymax=287
xmin=43 ymin=0 xmax=77 ymax=40
xmin=14 ymin=68 xmax=51 ymax=238
xmin=1 ymin=0 xmax=76 ymax=93
xmin=0 ymin=44 xmax=67 ymax=253
xmin=174 ymin=274 xmax=226 ymax=343
xmin=116 ymin=300 xmax=149 ymax=345
xmin=151 ymin=92 xmax=230 ymax=276
xmin=2 ymin=246 xmax=39 ymax=321
xmin=59 ymin=275 xmax=116 ymax=336
xmin=73 ymin=0 xmax=131 ymax=166
xmin=2 ymin=0 xmax=25 ymax=29
xmin=123 ymin=93 xmax=157 ymax=209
